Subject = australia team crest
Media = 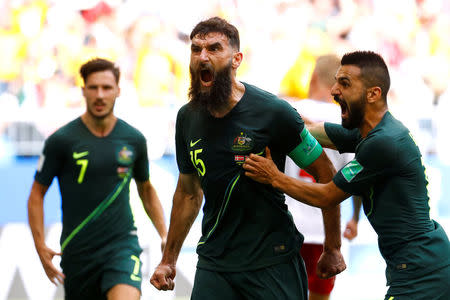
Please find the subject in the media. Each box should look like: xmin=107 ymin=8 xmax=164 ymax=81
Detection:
xmin=118 ymin=146 xmax=134 ymax=165
xmin=231 ymin=131 xmax=254 ymax=153
xmin=117 ymin=146 xmax=134 ymax=178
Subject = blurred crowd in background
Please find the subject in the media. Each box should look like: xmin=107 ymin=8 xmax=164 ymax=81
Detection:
xmin=0 ymin=0 xmax=449 ymax=163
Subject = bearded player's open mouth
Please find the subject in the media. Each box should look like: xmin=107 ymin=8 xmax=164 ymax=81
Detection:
xmin=200 ymin=68 xmax=214 ymax=87
xmin=334 ymin=96 xmax=348 ymax=119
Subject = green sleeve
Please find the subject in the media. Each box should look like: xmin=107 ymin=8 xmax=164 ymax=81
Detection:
xmin=133 ymin=134 xmax=150 ymax=182
xmin=175 ymin=105 xmax=196 ymax=174
xmin=333 ymin=135 xmax=396 ymax=195
xmin=324 ymin=122 xmax=361 ymax=153
xmin=270 ymin=99 xmax=304 ymax=156
xmin=34 ymin=133 xmax=64 ymax=186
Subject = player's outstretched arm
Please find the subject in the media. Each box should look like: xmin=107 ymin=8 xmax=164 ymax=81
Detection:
xmin=27 ymin=181 xmax=65 ymax=285
xmin=136 ymin=180 xmax=168 ymax=251
xmin=150 ymin=173 xmax=203 ymax=291
xmin=307 ymin=122 xmax=337 ymax=149
xmin=244 ymin=147 xmax=350 ymax=209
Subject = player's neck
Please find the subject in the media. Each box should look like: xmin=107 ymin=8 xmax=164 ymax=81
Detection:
xmin=360 ymin=106 xmax=388 ymax=138
xmin=81 ymin=113 xmax=117 ymax=137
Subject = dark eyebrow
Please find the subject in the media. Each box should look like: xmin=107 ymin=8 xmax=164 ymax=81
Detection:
xmin=191 ymin=41 xmax=223 ymax=51
xmin=207 ymin=42 xmax=222 ymax=49
xmin=86 ymin=83 xmax=114 ymax=88
xmin=336 ymin=76 xmax=351 ymax=83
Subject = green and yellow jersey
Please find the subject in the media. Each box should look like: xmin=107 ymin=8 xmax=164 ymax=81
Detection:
xmin=176 ymin=82 xmax=322 ymax=272
xmin=326 ymin=112 xmax=450 ymax=289
xmin=35 ymin=117 xmax=149 ymax=259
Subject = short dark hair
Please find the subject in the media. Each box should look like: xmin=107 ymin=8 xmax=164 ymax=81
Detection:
xmin=190 ymin=17 xmax=240 ymax=50
xmin=79 ymin=58 xmax=120 ymax=84
xmin=341 ymin=51 xmax=390 ymax=100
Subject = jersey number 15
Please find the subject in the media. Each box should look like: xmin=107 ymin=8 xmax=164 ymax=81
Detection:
xmin=190 ymin=149 xmax=206 ymax=176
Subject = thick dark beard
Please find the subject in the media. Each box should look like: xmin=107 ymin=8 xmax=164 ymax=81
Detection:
xmin=342 ymin=94 xmax=366 ymax=129
xmin=188 ymin=62 xmax=232 ymax=113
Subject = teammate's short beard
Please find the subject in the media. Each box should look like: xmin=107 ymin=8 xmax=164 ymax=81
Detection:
xmin=188 ymin=62 xmax=232 ymax=113
xmin=87 ymin=99 xmax=115 ymax=121
xmin=342 ymin=94 xmax=366 ymax=129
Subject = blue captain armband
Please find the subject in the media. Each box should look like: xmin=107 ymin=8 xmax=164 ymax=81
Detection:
xmin=288 ymin=127 xmax=323 ymax=168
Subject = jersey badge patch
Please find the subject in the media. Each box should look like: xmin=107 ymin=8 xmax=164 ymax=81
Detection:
xmin=117 ymin=167 xmax=129 ymax=178
xmin=341 ymin=159 xmax=363 ymax=182
xmin=231 ymin=132 xmax=254 ymax=153
xmin=234 ymin=155 xmax=247 ymax=165
xmin=118 ymin=146 xmax=133 ymax=165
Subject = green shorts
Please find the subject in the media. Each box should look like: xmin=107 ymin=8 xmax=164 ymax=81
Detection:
xmin=191 ymin=254 xmax=307 ymax=300
xmin=384 ymin=264 xmax=450 ymax=300
xmin=61 ymin=235 xmax=143 ymax=300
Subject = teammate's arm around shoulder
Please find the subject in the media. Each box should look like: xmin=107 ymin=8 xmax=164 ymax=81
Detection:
xmin=136 ymin=180 xmax=168 ymax=251
xmin=150 ymin=173 xmax=203 ymax=291
xmin=308 ymin=122 xmax=337 ymax=149
xmin=27 ymin=181 xmax=65 ymax=285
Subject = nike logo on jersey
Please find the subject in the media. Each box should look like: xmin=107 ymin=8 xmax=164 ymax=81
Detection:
xmin=190 ymin=139 xmax=202 ymax=147
xmin=73 ymin=151 xmax=89 ymax=159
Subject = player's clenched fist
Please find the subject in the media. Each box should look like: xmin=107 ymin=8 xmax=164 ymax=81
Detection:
xmin=150 ymin=263 xmax=176 ymax=291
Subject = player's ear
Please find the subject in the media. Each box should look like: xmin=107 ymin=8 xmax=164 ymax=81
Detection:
xmin=366 ymin=86 xmax=381 ymax=104
xmin=232 ymin=51 xmax=243 ymax=69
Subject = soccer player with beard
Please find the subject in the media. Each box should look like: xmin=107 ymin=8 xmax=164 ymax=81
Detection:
xmin=150 ymin=17 xmax=346 ymax=299
xmin=27 ymin=58 xmax=167 ymax=300
xmin=243 ymin=51 xmax=450 ymax=300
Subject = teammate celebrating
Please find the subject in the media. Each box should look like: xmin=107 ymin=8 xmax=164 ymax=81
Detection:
xmin=244 ymin=51 xmax=450 ymax=300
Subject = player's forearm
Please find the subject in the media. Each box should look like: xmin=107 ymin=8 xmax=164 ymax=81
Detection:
xmin=161 ymin=189 xmax=202 ymax=265
xmin=321 ymin=206 xmax=341 ymax=250
xmin=142 ymin=184 xmax=167 ymax=239
xmin=308 ymin=153 xmax=342 ymax=250
xmin=281 ymin=150 xmax=338 ymax=209
xmin=308 ymin=122 xmax=336 ymax=149
xmin=272 ymin=173 xmax=338 ymax=209
xmin=27 ymin=192 xmax=46 ymax=251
